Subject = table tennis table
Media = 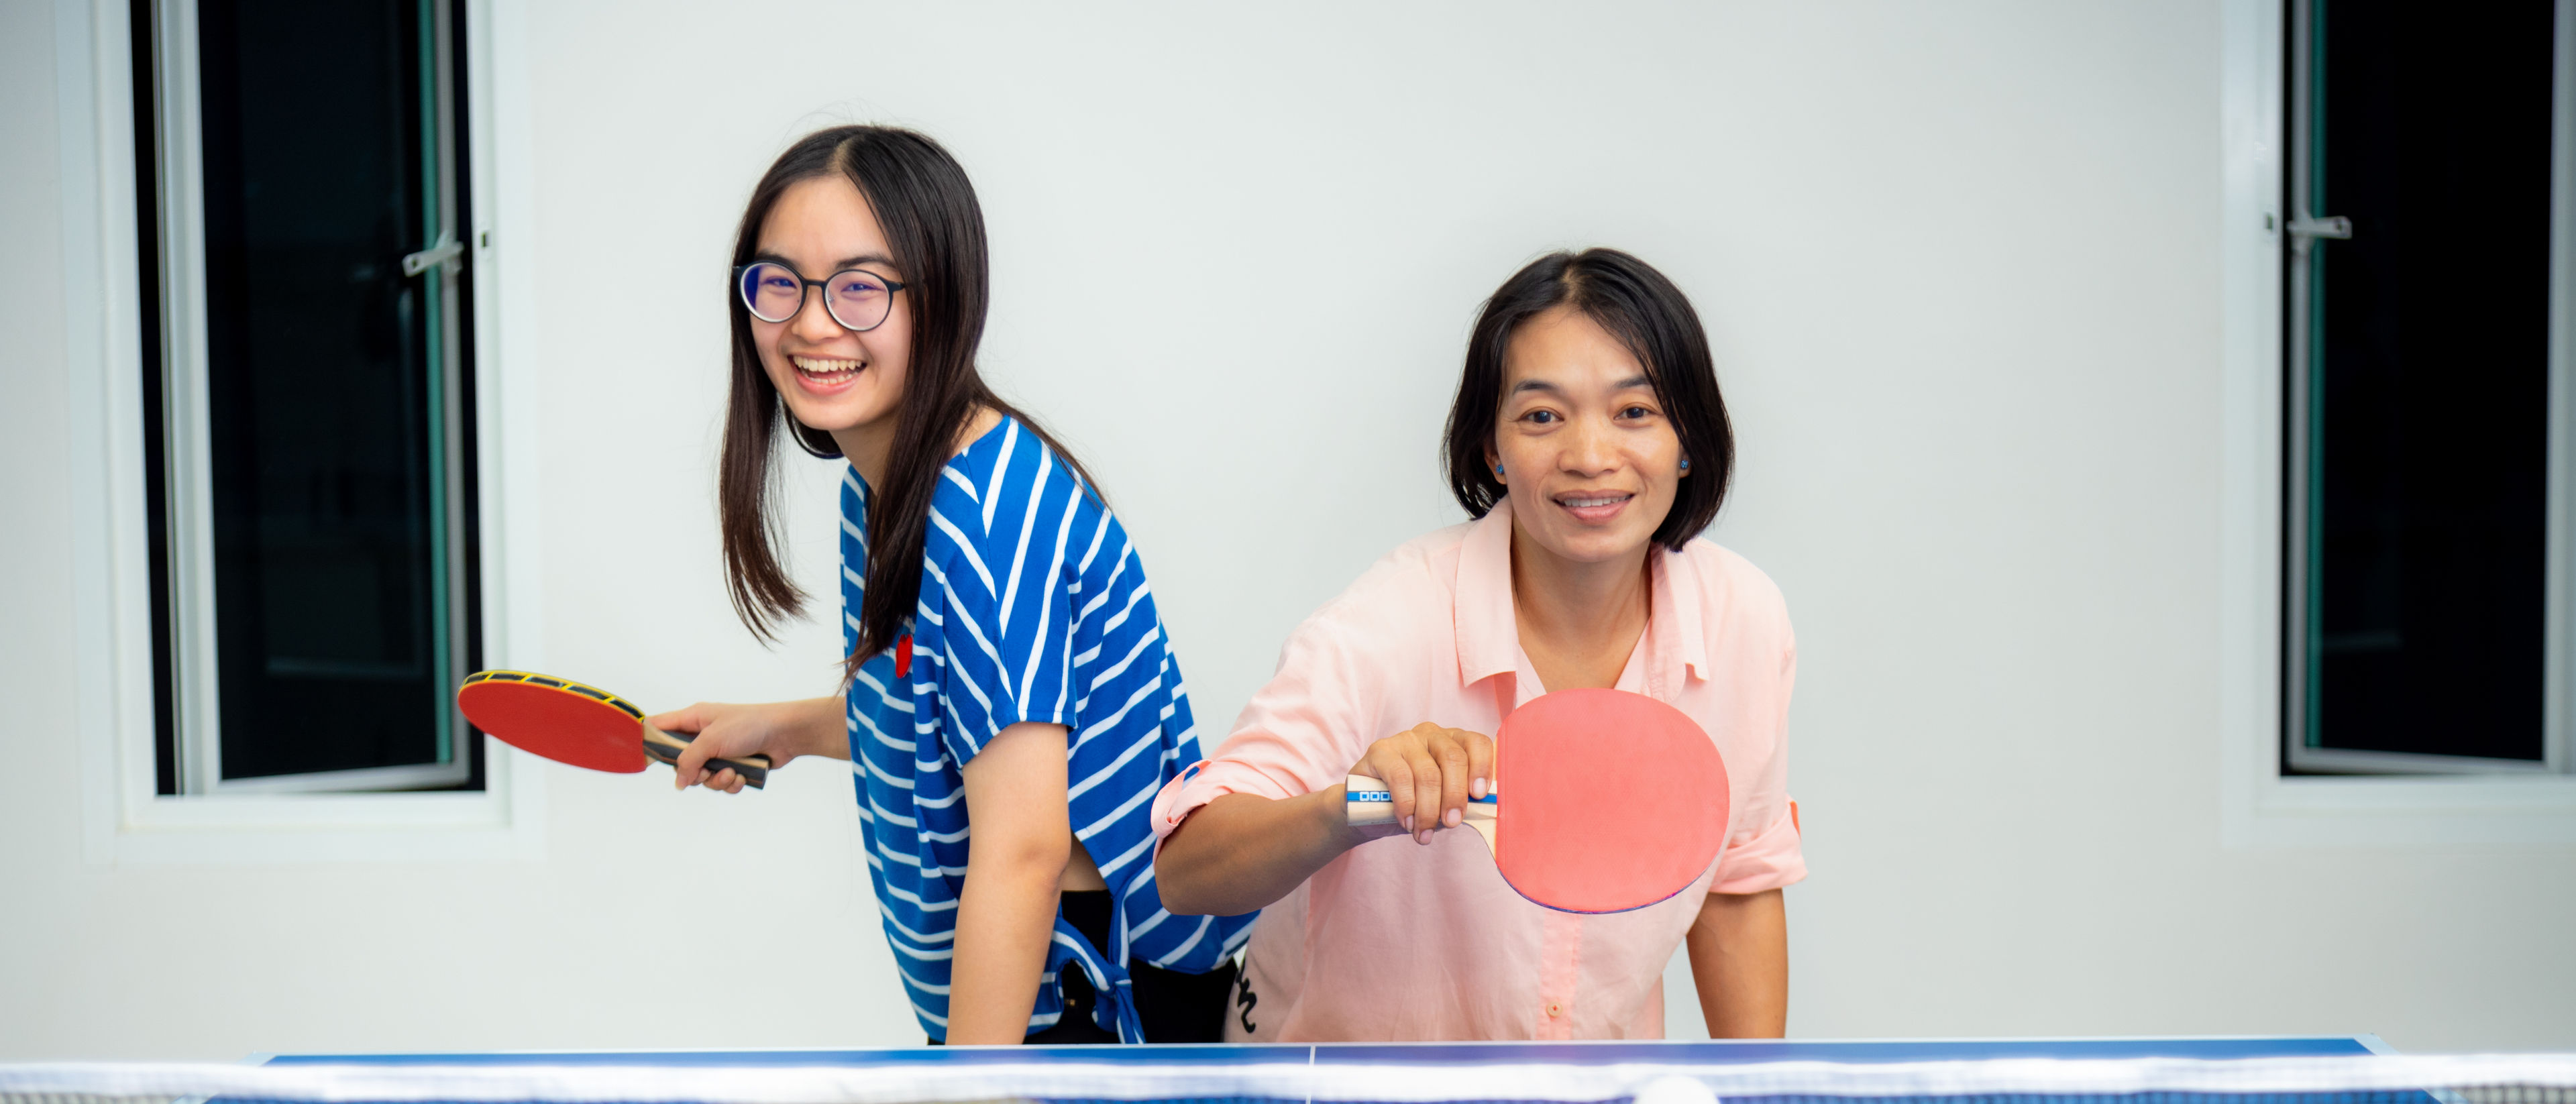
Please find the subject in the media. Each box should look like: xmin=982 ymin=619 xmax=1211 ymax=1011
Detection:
xmin=239 ymin=1036 xmax=2425 ymax=1104
xmin=252 ymin=1034 xmax=2396 ymax=1068
xmin=17 ymin=1035 xmax=2537 ymax=1104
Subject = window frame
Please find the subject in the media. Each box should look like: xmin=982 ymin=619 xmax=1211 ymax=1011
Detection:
xmin=2278 ymin=0 xmax=2575 ymax=778
xmin=143 ymin=0 xmax=482 ymax=795
xmin=2219 ymin=0 xmax=2576 ymax=846
xmin=59 ymin=0 xmax=545 ymax=863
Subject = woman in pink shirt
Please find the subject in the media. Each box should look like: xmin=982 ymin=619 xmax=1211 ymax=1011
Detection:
xmin=1152 ymin=248 xmax=1802 ymax=1042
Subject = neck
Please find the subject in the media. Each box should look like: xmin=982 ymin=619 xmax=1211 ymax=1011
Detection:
xmin=830 ymin=421 xmax=898 ymax=490
xmin=831 ymin=404 xmax=1003 ymax=493
xmin=1507 ymin=518 xmax=1652 ymax=657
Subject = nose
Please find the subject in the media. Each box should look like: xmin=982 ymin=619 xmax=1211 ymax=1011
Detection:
xmin=788 ymin=282 xmax=845 ymax=343
xmin=1559 ymin=413 xmax=1619 ymax=477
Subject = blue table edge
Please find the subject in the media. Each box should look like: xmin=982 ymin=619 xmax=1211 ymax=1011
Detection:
xmin=247 ymin=1034 xmax=2398 ymax=1066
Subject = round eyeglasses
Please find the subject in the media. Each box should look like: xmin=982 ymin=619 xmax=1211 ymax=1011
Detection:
xmin=733 ymin=262 xmax=908 ymax=332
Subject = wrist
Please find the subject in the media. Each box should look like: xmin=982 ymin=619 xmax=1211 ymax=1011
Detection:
xmin=1313 ymin=782 xmax=1381 ymax=852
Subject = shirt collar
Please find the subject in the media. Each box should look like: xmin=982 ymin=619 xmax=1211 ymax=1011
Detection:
xmin=1452 ymin=498 xmax=1711 ymax=693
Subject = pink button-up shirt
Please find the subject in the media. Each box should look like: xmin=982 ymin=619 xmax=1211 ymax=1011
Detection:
xmin=1150 ymin=500 xmax=1804 ymax=1042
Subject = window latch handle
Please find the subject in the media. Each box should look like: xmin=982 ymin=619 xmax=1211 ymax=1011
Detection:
xmin=2287 ymin=214 xmax=2353 ymax=241
xmin=401 ymin=231 xmax=465 ymax=276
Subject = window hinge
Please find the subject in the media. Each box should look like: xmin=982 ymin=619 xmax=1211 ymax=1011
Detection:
xmin=2287 ymin=213 xmax=2353 ymax=241
xmin=401 ymin=231 xmax=466 ymax=276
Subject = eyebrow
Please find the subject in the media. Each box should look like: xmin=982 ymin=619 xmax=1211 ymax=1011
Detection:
xmin=1507 ymin=374 xmax=1654 ymax=396
xmin=750 ymin=250 xmax=897 ymax=274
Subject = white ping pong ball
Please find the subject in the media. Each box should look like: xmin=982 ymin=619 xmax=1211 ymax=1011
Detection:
xmin=1632 ymin=1074 xmax=1719 ymax=1104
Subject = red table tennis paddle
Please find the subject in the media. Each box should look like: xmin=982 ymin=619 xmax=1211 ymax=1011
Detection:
xmin=456 ymin=669 xmax=771 ymax=788
xmin=1345 ymin=687 xmax=1727 ymax=914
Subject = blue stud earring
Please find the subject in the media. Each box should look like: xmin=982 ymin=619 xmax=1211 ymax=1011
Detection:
xmin=1494 ymin=465 xmax=1505 ymax=478
xmin=1679 ymin=457 xmax=1692 ymax=474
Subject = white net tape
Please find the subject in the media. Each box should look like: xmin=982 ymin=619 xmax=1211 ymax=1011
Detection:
xmin=0 ymin=1054 xmax=2573 ymax=1104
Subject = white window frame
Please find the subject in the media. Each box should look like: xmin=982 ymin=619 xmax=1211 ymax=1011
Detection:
xmin=2279 ymin=0 xmax=2576 ymax=778
xmin=146 ymin=0 xmax=478 ymax=795
xmin=2219 ymin=0 xmax=2576 ymax=845
xmin=58 ymin=0 xmax=549 ymax=862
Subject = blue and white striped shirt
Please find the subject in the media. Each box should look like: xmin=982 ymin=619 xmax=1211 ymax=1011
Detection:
xmin=839 ymin=416 xmax=1252 ymax=1042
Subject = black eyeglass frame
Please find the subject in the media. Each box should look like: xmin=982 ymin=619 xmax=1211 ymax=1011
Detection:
xmin=732 ymin=263 xmax=910 ymax=332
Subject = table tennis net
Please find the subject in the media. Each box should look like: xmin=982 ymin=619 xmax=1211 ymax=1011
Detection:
xmin=2 ymin=1053 xmax=2573 ymax=1104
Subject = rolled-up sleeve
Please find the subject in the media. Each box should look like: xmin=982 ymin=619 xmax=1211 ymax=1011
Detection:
xmin=1712 ymin=804 xmax=1805 ymax=893
xmin=1711 ymin=614 xmax=1804 ymax=895
xmin=1150 ymin=758 xmax=1285 ymax=839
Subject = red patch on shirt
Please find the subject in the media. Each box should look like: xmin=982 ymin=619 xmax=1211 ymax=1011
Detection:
xmin=895 ymin=634 xmax=912 ymax=679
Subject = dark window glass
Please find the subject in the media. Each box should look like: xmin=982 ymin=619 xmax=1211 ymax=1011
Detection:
xmin=2290 ymin=0 xmax=2556 ymax=766
xmin=169 ymin=0 xmax=476 ymax=786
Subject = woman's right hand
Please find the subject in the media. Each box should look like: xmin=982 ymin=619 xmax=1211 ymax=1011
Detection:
xmin=648 ymin=696 xmax=844 ymax=794
xmin=1350 ymin=722 xmax=1495 ymax=846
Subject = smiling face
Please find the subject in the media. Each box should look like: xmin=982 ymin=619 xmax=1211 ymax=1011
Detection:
xmin=1489 ymin=305 xmax=1685 ymax=566
xmin=749 ymin=174 xmax=914 ymax=447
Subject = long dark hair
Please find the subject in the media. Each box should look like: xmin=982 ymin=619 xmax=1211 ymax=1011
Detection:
xmin=1442 ymin=248 xmax=1734 ymax=551
xmin=720 ymin=125 xmax=1097 ymax=673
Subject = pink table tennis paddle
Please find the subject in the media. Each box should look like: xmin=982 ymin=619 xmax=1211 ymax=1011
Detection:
xmin=1345 ymin=687 xmax=1727 ymax=914
xmin=456 ymin=669 xmax=771 ymax=788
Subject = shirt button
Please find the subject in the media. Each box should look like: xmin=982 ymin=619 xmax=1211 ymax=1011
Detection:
xmin=1546 ymin=1002 xmax=1564 ymax=1017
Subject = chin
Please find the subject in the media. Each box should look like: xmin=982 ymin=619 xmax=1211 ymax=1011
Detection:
xmin=771 ymin=378 xmax=883 ymax=433
xmin=1535 ymin=525 xmax=1658 ymax=564
xmin=771 ymin=394 xmax=839 ymax=430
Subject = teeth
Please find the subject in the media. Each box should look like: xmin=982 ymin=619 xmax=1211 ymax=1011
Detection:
xmin=1560 ymin=495 xmax=1629 ymax=508
xmin=792 ymin=355 xmax=860 ymax=376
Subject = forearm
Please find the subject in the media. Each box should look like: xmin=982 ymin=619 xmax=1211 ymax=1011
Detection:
xmin=780 ymin=695 xmax=853 ymax=760
xmin=946 ymin=721 xmax=1075 ymax=1044
xmin=945 ymin=847 xmax=1067 ymax=1044
xmin=1157 ymin=787 xmax=1382 ymax=916
xmin=1686 ymin=888 xmax=1788 ymax=1038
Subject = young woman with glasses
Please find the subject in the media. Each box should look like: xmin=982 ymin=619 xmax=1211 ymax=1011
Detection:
xmin=650 ymin=125 xmax=1248 ymax=1044
xmin=1149 ymin=250 xmax=1803 ymax=1042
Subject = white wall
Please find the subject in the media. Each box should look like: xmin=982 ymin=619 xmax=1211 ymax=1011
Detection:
xmin=6 ymin=0 xmax=2574 ymax=1059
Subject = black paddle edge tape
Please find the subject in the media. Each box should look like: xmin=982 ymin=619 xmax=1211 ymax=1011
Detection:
xmin=564 ymin=681 xmax=647 ymax=719
xmin=460 ymin=669 xmax=647 ymax=719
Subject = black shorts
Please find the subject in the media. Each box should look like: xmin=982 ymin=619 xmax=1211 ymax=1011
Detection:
xmin=928 ymin=889 xmax=1236 ymax=1045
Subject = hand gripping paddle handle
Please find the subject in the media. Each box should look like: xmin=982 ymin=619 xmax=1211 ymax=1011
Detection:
xmin=1345 ymin=775 xmax=1497 ymax=844
xmin=641 ymin=725 xmax=772 ymax=789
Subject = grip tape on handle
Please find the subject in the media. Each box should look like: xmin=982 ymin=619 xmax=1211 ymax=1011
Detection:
xmin=642 ymin=725 xmax=772 ymax=789
xmin=1343 ymin=774 xmax=1496 ymax=826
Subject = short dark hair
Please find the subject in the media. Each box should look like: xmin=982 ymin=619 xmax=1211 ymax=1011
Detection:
xmin=1442 ymin=248 xmax=1735 ymax=551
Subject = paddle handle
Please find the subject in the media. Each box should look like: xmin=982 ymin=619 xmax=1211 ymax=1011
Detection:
xmin=1343 ymin=775 xmax=1497 ymax=827
xmin=642 ymin=725 xmax=772 ymax=789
